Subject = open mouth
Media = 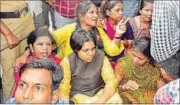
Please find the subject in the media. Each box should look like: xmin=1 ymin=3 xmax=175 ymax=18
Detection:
xmin=40 ymin=52 xmax=48 ymax=57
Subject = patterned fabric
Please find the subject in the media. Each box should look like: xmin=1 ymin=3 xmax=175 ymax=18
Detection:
xmin=150 ymin=1 xmax=180 ymax=62
xmin=129 ymin=18 xmax=150 ymax=39
xmin=115 ymin=54 xmax=161 ymax=104
xmin=5 ymin=98 xmax=65 ymax=104
xmin=55 ymin=0 xmax=83 ymax=18
xmin=154 ymin=78 xmax=180 ymax=104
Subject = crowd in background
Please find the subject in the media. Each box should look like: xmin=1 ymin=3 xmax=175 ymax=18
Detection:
xmin=0 ymin=0 xmax=179 ymax=104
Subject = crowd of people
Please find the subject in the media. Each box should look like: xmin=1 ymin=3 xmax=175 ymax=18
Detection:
xmin=0 ymin=0 xmax=179 ymax=104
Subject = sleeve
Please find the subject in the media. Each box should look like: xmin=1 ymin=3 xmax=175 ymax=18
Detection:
xmin=97 ymin=27 xmax=124 ymax=56
xmin=52 ymin=24 xmax=73 ymax=47
xmin=122 ymin=22 xmax=134 ymax=40
xmin=101 ymin=56 xmax=118 ymax=89
xmin=150 ymin=1 xmax=180 ymax=62
xmin=51 ymin=23 xmax=76 ymax=58
xmin=114 ymin=60 xmax=125 ymax=82
xmin=59 ymin=57 xmax=71 ymax=101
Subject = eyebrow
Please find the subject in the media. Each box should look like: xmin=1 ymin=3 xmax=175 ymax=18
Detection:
xmin=82 ymin=46 xmax=95 ymax=50
xmin=19 ymin=80 xmax=48 ymax=87
xmin=35 ymin=83 xmax=48 ymax=87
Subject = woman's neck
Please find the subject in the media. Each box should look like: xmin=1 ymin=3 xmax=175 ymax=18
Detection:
xmin=108 ymin=17 xmax=118 ymax=28
xmin=80 ymin=22 xmax=93 ymax=30
xmin=139 ymin=16 xmax=151 ymax=29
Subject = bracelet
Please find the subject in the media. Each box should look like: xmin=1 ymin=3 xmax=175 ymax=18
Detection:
xmin=115 ymin=36 xmax=122 ymax=39
xmin=118 ymin=84 xmax=125 ymax=93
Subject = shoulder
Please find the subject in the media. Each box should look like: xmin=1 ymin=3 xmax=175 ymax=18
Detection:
xmin=48 ymin=55 xmax=61 ymax=64
xmin=117 ymin=54 xmax=132 ymax=67
xmin=52 ymin=23 xmax=76 ymax=34
xmin=96 ymin=49 xmax=105 ymax=56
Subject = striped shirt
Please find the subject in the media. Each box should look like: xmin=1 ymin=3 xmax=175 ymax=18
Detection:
xmin=150 ymin=1 xmax=180 ymax=62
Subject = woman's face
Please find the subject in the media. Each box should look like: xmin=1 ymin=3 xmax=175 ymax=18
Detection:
xmin=140 ymin=2 xmax=153 ymax=22
xmin=32 ymin=36 xmax=53 ymax=58
xmin=107 ymin=3 xmax=123 ymax=22
xmin=77 ymin=41 xmax=96 ymax=63
xmin=132 ymin=50 xmax=148 ymax=67
xmin=81 ymin=4 xmax=98 ymax=28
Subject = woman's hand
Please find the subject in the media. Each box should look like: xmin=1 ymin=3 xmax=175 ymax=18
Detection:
xmin=160 ymin=68 xmax=176 ymax=83
xmin=115 ymin=17 xmax=130 ymax=37
xmin=122 ymin=80 xmax=139 ymax=91
xmin=13 ymin=49 xmax=30 ymax=71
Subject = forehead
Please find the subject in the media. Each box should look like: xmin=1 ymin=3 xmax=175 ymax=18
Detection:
xmin=35 ymin=36 xmax=51 ymax=42
xmin=87 ymin=4 xmax=97 ymax=11
xmin=81 ymin=41 xmax=95 ymax=49
xmin=112 ymin=2 xmax=123 ymax=9
xmin=143 ymin=3 xmax=153 ymax=9
xmin=132 ymin=50 xmax=146 ymax=59
xmin=20 ymin=68 xmax=52 ymax=85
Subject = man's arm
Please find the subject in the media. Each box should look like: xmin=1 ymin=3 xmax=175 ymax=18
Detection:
xmin=0 ymin=20 xmax=20 ymax=49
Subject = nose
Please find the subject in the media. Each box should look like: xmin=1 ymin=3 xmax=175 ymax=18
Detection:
xmin=23 ymin=88 xmax=33 ymax=101
xmin=119 ymin=10 xmax=123 ymax=15
xmin=148 ymin=10 xmax=153 ymax=16
xmin=94 ymin=12 xmax=98 ymax=18
xmin=42 ymin=44 xmax=48 ymax=50
xmin=87 ymin=50 xmax=93 ymax=56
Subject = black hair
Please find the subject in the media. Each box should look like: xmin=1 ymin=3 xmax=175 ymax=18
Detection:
xmin=137 ymin=0 xmax=154 ymax=15
xmin=27 ymin=26 xmax=57 ymax=54
xmin=132 ymin=37 xmax=156 ymax=66
xmin=91 ymin=0 xmax=103 ymax=7
xmin=70 ymin=29 xmax=96 ymax=52
xmin=101 ymin=0 xmax=123 ymax=18
xmin=19 ymin=58 xmax=63 ymax=91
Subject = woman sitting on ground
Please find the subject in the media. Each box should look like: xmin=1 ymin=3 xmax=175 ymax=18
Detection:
xmin=115 ymin=37 xmax=174 ymax=103
xmin=52 ymin=1 xmax=126 ymax=60
xmin=99 ymin=0 xmax=134 ymax=69
xmin=59 ymin=29 xmax=122 ymax=103
xmin=128 ymin=0 xmax=154 ymax=39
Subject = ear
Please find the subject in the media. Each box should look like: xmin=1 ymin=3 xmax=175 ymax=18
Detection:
xmin=80 ymin=16 xmax=84 ymax=21
xmin=51 ymin=89 xmax=59 ymax=104
xmin=29 ymin=44 xmax=34 ymax=54
xmin=139 ymin=10 xmax=142 ymax=14
xmin=106 ymin=10 xmax=110 ymax=16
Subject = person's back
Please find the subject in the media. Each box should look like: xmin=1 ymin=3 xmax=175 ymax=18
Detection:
xmin=150 ymin=1 xmax=180 ymax=78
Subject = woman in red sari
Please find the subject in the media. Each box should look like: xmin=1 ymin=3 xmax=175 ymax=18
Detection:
xmin=11 ymin=26 xmax=61 ymax=97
